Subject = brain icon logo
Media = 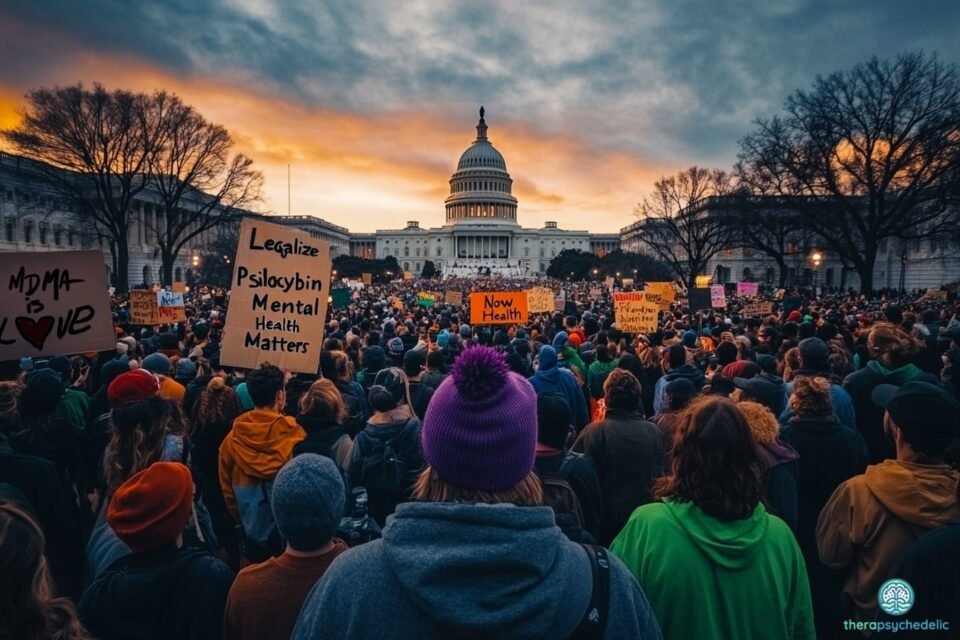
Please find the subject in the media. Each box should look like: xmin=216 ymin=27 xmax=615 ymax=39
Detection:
xmin=878 ymin=579 xmax=914 ymax=616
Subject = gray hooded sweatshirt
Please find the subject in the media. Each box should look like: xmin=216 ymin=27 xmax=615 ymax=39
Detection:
xmin=292 ymin=501 xmax=662 ymax=639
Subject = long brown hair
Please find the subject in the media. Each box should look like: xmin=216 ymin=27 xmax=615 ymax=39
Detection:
xmin=654 ymin=396 xmax=764 ymax=521
xmin=192 ymin=377 xmax=241 ymax=437
xmin=0 ymin=501 xmax=90 ymax=640
xmin=103 ymin=397 xmax=185 ymax=494
xmin=868 ymin=322 xmax=921 ymax=369
xmin=298 ymin=379 xmax=346 ymax=423
xmin=413 ymin=466 xmax=543 ymax=506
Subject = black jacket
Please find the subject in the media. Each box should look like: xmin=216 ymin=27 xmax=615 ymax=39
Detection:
xmin=349 ymin=415 xmax=424 ymax=526
xmin=79 ymin=545 xmax=234 ymax=640
xmin=534 ymin=450 xmax=603 ymax=541
xmin=407 ymin=380 xmax=434 ymax=421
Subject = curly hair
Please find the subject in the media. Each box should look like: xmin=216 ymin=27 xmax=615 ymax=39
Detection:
xmin=737 ymin=401 xmax=780 ymax=445
xmin=0 ymin=501 xmax=90 ymax=640
xmin=868 ymin=322 xmax=922 ymax=369
xmin=192 ymin=377 xmax=242 ymax=438
xmin=654 ymin=396 xmax=764 ymax=520
xmin=790 ymin=376 xmax=833 ymax=418
xmin=103 ymin=396 xmax=185 ymax=494
xmin=603 ymin=368 xmax=642 ymax=410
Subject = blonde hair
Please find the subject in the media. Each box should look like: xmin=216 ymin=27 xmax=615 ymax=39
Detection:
xmin=790 ymin=376 xmax=833 ymax=418
xmin=413 ymin=466 xmax=543 ymax=506
xmin=298 ymin=379 xmax=347 ymax=423
xmin=738 ymin=401 xmax=780 ymax=444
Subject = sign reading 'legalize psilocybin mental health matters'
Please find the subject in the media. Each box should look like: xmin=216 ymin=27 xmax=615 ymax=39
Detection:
xmin=220 ymin=219 xmax=332 ymax=374
xmin=0 ymin=250 xmax=115 ymax=358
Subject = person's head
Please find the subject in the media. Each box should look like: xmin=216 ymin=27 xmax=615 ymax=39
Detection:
xmin=667 ymin=344 xmax=686 ymax=370
xmin=416 ymin=346 xmax=541 ymax=505
xmin=141 ymin=353 xmax=172 ymax=376
xmin=246 ymin=363 xmax=286 ymax=410
xmin=655 ymin=396 xmax=764 ymax=520
xmin=362 ymin=346 xmax=386 ymax=374
xmin=271 ymin=454 xmax=345 ymax=552
xmin=174 ymin=358 xmax=196 ymax=386
xmin=298 ymin=379 xmax=346 ymax=426
xmin=18 ymin=369 xmax=64 ymax=428
xmin=193 ymin=377 xmax=242 ymax=437
xmin=403 ymin=349 xmax=425 ymax=378
xmin=868 ymin=323 xmax=921 ymax=369
xmin=737 ymin=401 xmax=780 ymax=445
xmin=603 ymin=368 xmax=642 ymax=411
xmin=873 ymin=381 xmax=960 ymax=465
xmin=789 ymin=376 xmax=833 ymax=419
xmin=536 ymin=392 xmax=573 ymax=451
xmin=732 ymin=377 xmax=782 ymax=414
xmin=368 ymin=367 xmax=411 ymax=413
xmin=0 ymin=501 xmax=89 ymax=640
xmin=665 ymin=377 xmax=697 ymax=412
xmin=797 ymin=337 xmax=830 ymax=372
xmin=107 ymin=462 xmax=193 ymax=553
xmin=716 ymin=341 xmax=739 ymax=367
xmin=426 ymin=349 xmax=445 ymax=372
xmin=328 ymin=350 xmax=353 ymax=385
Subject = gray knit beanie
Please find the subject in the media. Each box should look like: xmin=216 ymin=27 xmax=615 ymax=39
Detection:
xmin=271 ymin=454 xmax=345 ymax=551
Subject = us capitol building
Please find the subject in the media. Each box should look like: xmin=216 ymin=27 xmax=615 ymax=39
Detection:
xmin=353 ymin=107 xmax=619 ymax=277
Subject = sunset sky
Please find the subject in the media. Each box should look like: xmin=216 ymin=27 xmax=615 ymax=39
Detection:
xmin=1 ymin=1 xmax=958 ymax=233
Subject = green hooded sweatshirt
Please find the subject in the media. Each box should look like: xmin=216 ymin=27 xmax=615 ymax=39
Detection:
xmin=611 ymin=499 xmax=815 ymax=640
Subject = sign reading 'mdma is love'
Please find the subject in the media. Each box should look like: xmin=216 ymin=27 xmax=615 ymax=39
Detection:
xmin=0 ymin=250 xmax=115 ymax=358
xmin=221 ymin=219 xmax=332 ymax=374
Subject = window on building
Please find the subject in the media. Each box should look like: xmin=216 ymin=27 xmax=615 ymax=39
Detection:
xmin=39 ymin=223 xmax=48 ymax=244
xmin=54 ymin=226 xmax=63 ymax=246
xmin=436 ymin=246 xmax=442 ymax=256
xmin=175 ymin=267 xmax=182 ymax=281
xmin=23 ymin=221 xmax=33 ymax=243
xmin=404 ymin=247 xmax=409 ymax=256
xmin=143 ymin=265 xmax=152 ymax=285
xmin=4 ymin=218 xmax=14 ymax=242
xmin=403 ymin=262 xmax=410 ymax=271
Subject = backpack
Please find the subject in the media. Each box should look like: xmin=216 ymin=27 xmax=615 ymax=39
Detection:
xmin=538 ymin=452 xmax=593 ymax=544
xmin=357 ymin=436 xmax=409 ymax=499
xmin=569 ymin=545 xmax=611 ymax=639
xmin=236 ymin=479 xmax=284 ymax=563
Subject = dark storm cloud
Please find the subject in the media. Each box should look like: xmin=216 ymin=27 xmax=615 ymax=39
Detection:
xmin=2 ymin=0 xmax=959 ymax=169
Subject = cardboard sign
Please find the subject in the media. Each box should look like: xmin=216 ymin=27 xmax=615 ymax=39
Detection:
xmin=157 ymin=290 xmax=186 ymax=322
xmin=172 ymin=281 xmax=187 ymax=293
xmin=469 ymin=292 xmax=528 ymax=325
xmin=389 ymin=295 xmax=404 ymax=310
xmin=416 ymin=292 xmax=436 ymax=308
xmin=220 ymin=219 xmax=332 ymax=374
xmin=614 ymin=298 xmax=659 ymax=334
xmin=711 ymin=285 xmax=727 ymax=309
xmin=129 ymin=290 xmax=160 ymax=324
xmin=605 ymin=276 xmax=615 ymax=289
xmin=925 ymin=289 xmax=948 ymax=301
xmin=554 ymin=296 xmax=566 ymax=312
xmin=645 ymin=282 xmax=676 ymax=303
xmin=695 ymin=275 xmax=713 ymax=288
xmin=621 ymin=278 xmax=634 ymax=288
xmin=737 ymin=281 xmax=759 ymax=297
xmin=444 ymin=290 xmax=463 ymax=307
xmin=0 ymin=249 xmax=114 ymax=358
xmin=331 ymin=288 xmax=351 ymax=309
xmin=589 ymin=287 xmax=602 ymax=299
xmin=527 ymin=287 xmax=554 ymax=313
xmin=688 ymin=288 xmax=713 ymax=312
xmin=361 ymin=272 xmax=373 ymax=285
xmin=613 ymin=292 xmax=646 ymax=302
xmin=774 ymin=288 xmax=786 ymax=299
xmin=403 ymin=271 xmax=413 ymax=281
xmin=740 ymin=302 xmax=774 ymax=318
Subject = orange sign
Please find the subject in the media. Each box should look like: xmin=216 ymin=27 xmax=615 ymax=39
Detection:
xmin=469 ymin=292 xmax=528 ymax=325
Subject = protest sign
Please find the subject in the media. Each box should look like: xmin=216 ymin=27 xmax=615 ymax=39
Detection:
xmin=688 ymin=288 xmax=712 ymax=312
xmin=614 ymin=297 xmax=659 ymax=333
xmin=361 ymin=272 xmax=373 ymax=285
xmin=711 ymin=285 xmax=727 ymax=308
xmin=736 ymin=281 xmax=759 ymax=297
xmin=925 ymin=288 xmax=948 ymax=301
xmin=695 ymin=275 xmax=713 ymax=288
xmin=416 ymin=292 xmax=436 ymax=308
xmin=589 ymin=287 xmax=602 ymax=299
xmin=331 ymin=288 xmax=351 ymax=309
xmin=526 ymin=287 xmax=554 ymax=314
xmin=172 ymin=281 xmax=186 ymax=293
xmin=389 ymin=296 xmax=404 ymax=310
xmin=740 ymin=302 xmax=774 ymax=318
xmin=613 ymin=291 xmax=646 ymax=302
xmin=403 ymin=271 xmax=413 ymax=281
xmin=129 ymin=289 xmax=160 ymax=324
xmin=220 ymin=218 xmax=332 ymax=374
xmin=157 ymin=290 xmax=186 ymax=322
xmin=444 ymin=290 xmax=463 ymax=307
xmin=469 ymin=292 xmax=528 ymax=325
xmin=645 ymin=282 xmax=676 ymax=303
xmin=554 ymin=296 xmax=566 ymax=312
xmin=0 ymin=250 xmax=114 ymax=358
xmin=774 ymin=288 xmax=786 ymax=299
xmin=605 ymin=276 xmax=615 ymax=289
xmin=621 ymin=278 xmax=634 ymax=288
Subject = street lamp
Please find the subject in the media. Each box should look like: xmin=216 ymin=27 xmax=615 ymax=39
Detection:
xmin=808 ymin=250 xmax=824 ymax=290
xmin=191 ymin=254 xmax=200 ymax=267
xmin=616 ymin=271 xmax=621 ymax=278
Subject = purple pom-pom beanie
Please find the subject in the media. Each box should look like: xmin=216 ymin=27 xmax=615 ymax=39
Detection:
xmin=422 ymin=345 xmax=538 ymax=492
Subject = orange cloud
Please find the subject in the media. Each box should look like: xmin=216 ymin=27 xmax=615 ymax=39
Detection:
xmin=0 ymin=26 xmax=674 ymax=233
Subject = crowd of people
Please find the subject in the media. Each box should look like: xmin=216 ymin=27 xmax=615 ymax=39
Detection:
xmin=2 ymin=274 xmax=960 ymax=639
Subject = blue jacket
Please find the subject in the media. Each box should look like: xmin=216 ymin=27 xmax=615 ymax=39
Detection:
xmin=530 ymin=346 xmax=588 ymax=428
xmin=293 ymin=502 xmax=662 ymax=640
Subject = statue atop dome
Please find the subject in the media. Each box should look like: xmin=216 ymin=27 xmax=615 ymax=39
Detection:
xmin=476 ymin=105 xmax=488 ymax=141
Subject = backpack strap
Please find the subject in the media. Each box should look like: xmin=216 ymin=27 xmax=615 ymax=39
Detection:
xmin=570 ymin=544 xmax=610 ymax=639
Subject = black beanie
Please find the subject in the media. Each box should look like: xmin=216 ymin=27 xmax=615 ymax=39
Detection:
xmin=537 ymin=392 xmax=573 ymax=450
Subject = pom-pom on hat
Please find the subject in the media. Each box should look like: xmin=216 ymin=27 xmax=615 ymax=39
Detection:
xmin=422 ymin=346 xmax=538 ymax=492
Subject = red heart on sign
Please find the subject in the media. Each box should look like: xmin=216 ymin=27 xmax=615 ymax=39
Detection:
xmin=15 ymin=316 xmax=55 ymax=351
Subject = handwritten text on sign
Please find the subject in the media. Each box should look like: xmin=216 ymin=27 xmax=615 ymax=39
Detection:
xmin=736 ymin=281 xmax=759 ymax=297
xmin=469 ymin=292 xmax=528 ymax=325
xmin=129 ymin=290 xmax=159 ymax=324
xmin=711 ymin=285 xmax=727 ymax=308
xmin=740 ymin=302 xmax=774 ymax=318
xmin=157 ymin=291 xmax=186 ymax=322
xmin=526 ymin=287 xmax=554 ymax=313
xmin=0 ymin=250 xmax=114 ymax=358
xmin=220 ymin=219 xmax=332 ymax=374
xmin=614 ymin=298 xmax=659 ymax=333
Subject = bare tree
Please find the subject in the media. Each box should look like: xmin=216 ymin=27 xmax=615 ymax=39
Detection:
xmin=737 ymin=52 xmax=960 ymax=293
xmin=144 ymin=93 xmax=262 ymax=285
xmin=3 ymin=84 xmax=160 ymax=292
xmin=633 ymin=166 xmax=734 ymax=290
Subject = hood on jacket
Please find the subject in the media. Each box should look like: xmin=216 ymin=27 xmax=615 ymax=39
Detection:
xmin=865 ymin=360 xmax=924 ymax=385
xmin=758 ymin=440 xmax=800 ymax=470
xmin=229 ymin=409 xmax=304 ymax=478
xmin=664 ymin=363 xmax=706 ymax=389
xmin=381 ymin=501 xmax=586 ymax=637
xmin=864 ymin=460 xmax=960 ymax=527
xmin=538 ymin=345 xmax=558 ymax=371
xmin=663 ymin=498 xmax=769 ymax=570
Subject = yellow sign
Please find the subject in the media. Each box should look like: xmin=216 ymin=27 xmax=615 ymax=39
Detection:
xmin=403 ymin=271 xmax=413 ymax=281
xmin=361 ymin=272 xmax=372 ymax=285
xmin=645 ymin=282 xmax=676 ymax=303
xmin=172 ymin=281 xmax=187 ymax=293
xmin=527 ymin=287 xmax=554 ymax=313
xmin=614 ymin=298 xmax=659 ymax=333
xmin=740 ymin=302 xmax=774 ymax=318
xmin=696 ymin=275 xmax=713 ymax=288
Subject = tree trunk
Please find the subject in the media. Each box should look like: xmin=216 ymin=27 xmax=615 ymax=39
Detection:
xmin=161 ymin=250 xmax=175 ymax=287
xmin=777 ymin=259 xmax=789 ymax=287
xmin=115 ymin=238 xmax=130 ymax=294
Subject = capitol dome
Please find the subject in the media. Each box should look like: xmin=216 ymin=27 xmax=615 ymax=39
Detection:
xmin=445 ymin=106 xmax=518 ymax=226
